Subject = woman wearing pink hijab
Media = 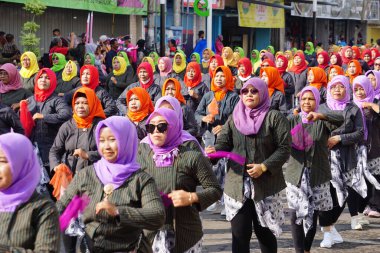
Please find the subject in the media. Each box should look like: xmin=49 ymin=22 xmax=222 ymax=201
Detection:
xmin=154 ymin=56 xmax=174 ymax=88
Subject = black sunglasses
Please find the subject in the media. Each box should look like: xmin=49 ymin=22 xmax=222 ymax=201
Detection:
xmin=375 ymin=63 xmax=380 ymax=66
xmin=241 ymin=88 xmax=259 ymax=95
xmin=146 ymin=123 xmax=168 ymax=134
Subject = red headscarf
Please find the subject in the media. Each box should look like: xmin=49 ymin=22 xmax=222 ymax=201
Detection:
xmin=361 ymin=49 xmax=372 ymax=66
xmin=308 ymin=67 xmax=327 ymax=90
xmin=126 ymin=87 xmax=154 ymax=122
xmin=331 ymin=53 xmax=343 ymax=66
xmin=317 ymin=51 xmax=330 ymax=70
xmin=184 ymin=62 xmax=202 ymax=88
xmin=341 ymin=46 xmax=352 ymax=64
xmin=162 ymin=78 xmax=186 ymax=104
xmin=289 ymin=52 xmax=308 ymax=74
xmin=351 ymin=46 xmax=361 ymax=60
xmin=211 ymin=66 xmax=234 ymax=102
xmin=261 ymin=59 xmax=275 ymax=67
xmin=276 ymin=55 xmax=288 ymax=75
xmin=137 ymin=62 xmax=154 ymax=89
xmin=237 ymin=58 xmax=252 ymax=78
xmin=346 ymin=59 xmax=362 ymax=84
xmin=260 ymin=66 xmax=285 ymax=97
xmin=371 ymin=48 xmax=380 ymax=63
xmin=80 ymin=65 xmax=99 ymax=90
xmin=34 ymin=68 xmax=57 ymax=102
xmin=209 ymin=55 xmax=224 ymax=78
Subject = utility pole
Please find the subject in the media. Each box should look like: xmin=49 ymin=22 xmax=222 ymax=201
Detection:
xmin=312 ymin=0 xmax=317 ymax=44
xmin=160 ymin=0 xmax=166 ymax=56
xmin=206 ymin=0 xmax=212 ymax=49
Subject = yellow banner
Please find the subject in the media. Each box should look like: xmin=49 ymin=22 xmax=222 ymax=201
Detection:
xmin=238 ymin=1 xmax=285 ymax=28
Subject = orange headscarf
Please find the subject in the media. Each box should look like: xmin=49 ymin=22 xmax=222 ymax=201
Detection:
xmin=211 ymin=66 xmax=234 ymax=102
xmin=351 ymin=46 xmax=361 ymax=60
xmin=346 ymin=59 xmax=362 ymax=84
xmin=126 ymin=87 xmax=154 ymax=122
xmin=260 ymin=66 xmax=285 ymax=97
xmin=184 ymin=62 xmax=202 ymax=88
xmin=329 ymin=65 xmax=344 ymax=76
xmin=162 ymin=78 xmax=186 ymax=104
xmin=72 ymin=87 xmax=106 ymax=129
xmin=308 ymin=67 xmax=327 ymax=90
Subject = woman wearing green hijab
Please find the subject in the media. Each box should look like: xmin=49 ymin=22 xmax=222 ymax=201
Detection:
xmin=149 ymin=51 xmax=160 ymax=66
xmin=51 ymin=53 xmax=67 ymax=81
xmin=190 ymin=52 xmax=201 ymax=64
xmin=84 ymin=52 xmax=108 ymax=84
xmin=304 ymin=41 xmax=316 ymax=66
xmin=234 ymin=47 xmax=245 ymax=58
xmin=250 ymin=49 xmax=260 ymax=73
xmin=267 ymin=45 xmax=275 ymax=55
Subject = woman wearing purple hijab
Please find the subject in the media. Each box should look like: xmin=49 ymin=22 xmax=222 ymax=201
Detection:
xmin=0 ymin=133 xmax=60 ymax=252
xmin=317 ymin=75 xmax=364 ymax=247
xmin=205 ymin=77 xmax=291 ymax=253
xmin=138 ymin=108 xmax=222 ymax=253
xmin=58 ymin=116 xmax=165 ymax=252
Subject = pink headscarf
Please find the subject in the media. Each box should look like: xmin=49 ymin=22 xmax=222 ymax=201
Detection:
xmin=0 ymin=63 xmax=23 ymax=93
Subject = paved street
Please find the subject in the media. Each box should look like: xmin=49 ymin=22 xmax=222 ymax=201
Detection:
xmin=201 ymin=202 xmax=380 ymax=253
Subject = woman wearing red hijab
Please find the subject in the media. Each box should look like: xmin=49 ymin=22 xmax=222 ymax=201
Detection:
xmin=341 ymin=46 xmax=353 ymax=71
xmin=184 ymin=62 xmax=209 ymax=112
xmin=330 ymin=52 xmax=343 ymax=67
xmin=24 ymin=68 xmax=71 ymax=174
xmin=116 ymin=62 xmax=161 ymax=114
xmin=316 ymin=51 xmax=330 ymax=74
xmin=288 ymin=52 xmax=309 ymax=95
xmin=202 ymin=55 xmax=224 ymax=89
xmin=234 ymin=57 xmax=253 ymax=94
xmin=276 ymin=55 xmax=295 ymax=109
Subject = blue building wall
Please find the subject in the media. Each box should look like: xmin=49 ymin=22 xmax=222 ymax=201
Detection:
xmin=255 ymin=28 xmax=271 ymax=51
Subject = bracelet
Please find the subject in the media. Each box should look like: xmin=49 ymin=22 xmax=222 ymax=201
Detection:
xmin=189 ymin=192 xmax=193 ymax=205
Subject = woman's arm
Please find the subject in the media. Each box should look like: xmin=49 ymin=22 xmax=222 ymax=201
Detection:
xmin=49 ymin=123 xmax=69 ymax=171
xmin=43 ymin=97 xmax=72 ymax=124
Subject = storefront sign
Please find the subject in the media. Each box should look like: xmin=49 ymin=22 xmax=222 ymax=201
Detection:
xmin=237 ymin=1 xmax=285 ymax=28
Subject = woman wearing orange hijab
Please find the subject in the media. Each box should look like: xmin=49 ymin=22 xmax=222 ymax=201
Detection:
xmin=203 ymin=55 xmax=224 ymax=89
xmin=307 ymin=67 xmax=328 ymax=103
xmin=195 ymin=66 xmax=239 ymax=141
xmin=49 ymin=87 xmax=106 ymax=173
xmin=346 ymin=59 xmax=363 ymax=85
xmin=260 ymin=66 xmax=287 ymax=115
xmin=328 ymin=65 xmax=345 ymax=81
xmin=161 ymin=78 xmax=198 ymax=136
xmin=126 ymin=87 xmax=154 ymax=140
xmin=184 ymin=61 xmax=209 ymax=112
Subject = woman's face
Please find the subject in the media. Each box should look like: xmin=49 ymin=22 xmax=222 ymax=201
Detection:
xmin=306 ymin=44 xmax=311 ymax=51
xmin=241 ymin=84 xmax=260 ymax=109
xmin=222 ymin=50 xmax=229 ymax=58
xmin=317 ymin=54 xmax=325 ymax=65
xmin=0 ymin=147 xmax=12 ymax=191
xmin=261 ymin=71 xmax=269 ymax=84
xmin=203 ymin=50 xmax=210 ymax=61
xmin=300 ymin=91 xmax=316 ymax=113
xmin=190 ymin=55 xmax=197 ymax=62
xmin=164 ymin=82 xmax=176 ymax=97
xmin=348 ymin=62 xmax=357 ymax=75
xmin=307 ymin=70 xmax=315 ymax=83
xmin=352 ymin=50 xmax=357 ymax=59
xmin=276 ymin=58 xmax=284 ymax=68
xmin=251 ymin=52 xmax=257 ymax=59
xmin=285 ymin=52 xmax=291 ymax=59
xmin=329 ymin=68 xmax=338 ymax=80
xmin=354 ymin=84 xmax=366 ymax=100
xmin=148 ymin=115 xmax=168 ymax=147
xmin=52 ymin=55 xmax=59 ymax=65
xmin=186 ymin=67 xmax=196 ymax=80
xmin=159 ymin=101 xmax=174 ymax=110
xmin=238 ymin=64 xmax=246 ymax=76
xmin=128 ymin=94 xmax=141 ymax=112
xmin=367 ymin=73 xmax=377 ymax=90
xmin=214 ymin=71 xmax=226 ymax=88
xmin=65 ymin=64 xmax=73 ymax=75
xmin=98 ymin=127 xmax=118 ymax=163
xmin=22 ymin=56 xmax=31 ymax=68
xmin=0 ymin=70 xmax=10 ymax=84
xmin=74 ymin=96 xmax=90 ymax=118
xmin=175 ymin=55 xmax=182 ymax=65
xmin=81 ymin=69 xmax=91 ymax=85
xmin=330 ymin=55 xmax=337 ymax=65
xmin=345 ymin=48 xmax=353 ymax=58
xmin=37 ymin=73 xmax=51 ymax=90
xmin=138 ymin=68 xmax=149 ymax=82
xmin=113 ymin=58 xmax=120 ymax=70
xmin=372 ymin=50 xmax=377 ymax=59
xmin=363 ymin=54 xmax=371 ymax=63
xmin=209 ymin=59 xmax=218 ymax=71
xmin=375 ymin=59 xmax=380 ymax=71
xmin=158 ymin=59 xmax=166 ymax=72
xmin=260 ymin=51 xmax=265 ymax=58
xmin=330 ymin=83 xmax=346 ymax=100
xmin=84 ymin=55 xmax=92 ymax=65
xmin=293 ymin=55 xmax=302 ymax=66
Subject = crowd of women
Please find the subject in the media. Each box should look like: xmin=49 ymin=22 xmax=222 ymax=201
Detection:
xmin=1 ymin=40 xmax=380 ymax=253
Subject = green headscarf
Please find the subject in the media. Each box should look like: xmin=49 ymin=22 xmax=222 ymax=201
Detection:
xmin=267 ymin=45 xmax=275 ymax=55
xmin=85 ymin=53 xmax=95 ymax=65
xmin=234 ymin=47 xmax=245 ymax=58
xmin=149 ymin=51 xmax=160 ymax=66
xmin=190 ymin=52 xmax=201 ymax=64
xmin=51 ymin=53 xmax=67 ymax=72
xmin=117 ymin=51 xmax=131 ymax=67
xmin=176 ymin=49 xmax=186 ymax=56
xmin=250 ymin=49 xmax=260 ymax=65
xmin=291 ymin=47 xmax=298 ymax=54
xmin=304 ymin=42 xmax=315 ymax=55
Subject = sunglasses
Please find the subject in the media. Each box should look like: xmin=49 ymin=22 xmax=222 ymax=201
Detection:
xmin=375 ymin=63 xmax=380 ymax=67
xmin=241 ymin=88 xmax=259 ymax=95
xmin=146 ymin=123 xmax=168 ymax=134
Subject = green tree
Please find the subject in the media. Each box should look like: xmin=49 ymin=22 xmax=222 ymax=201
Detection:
xmin=20 ymin=0 xmax=46 ymax=57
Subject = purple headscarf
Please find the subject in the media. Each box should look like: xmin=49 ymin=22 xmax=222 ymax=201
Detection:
xmin=300 ymin=86 xmax=320 ymax=124
xmin=0 ymin=133 xmax=41 ymax=212
xmin=326 ymin=75 xmax=351 ymax=111
xmin=353 ymin=75 xmax=375 ymax=140
xmin=365 ymin=70 xmax=380 ymax=100
xmin=263 ymin=52 xmax=275 ymax=63
xmin=232 ymin=78 xmax=270 ymax=135
xmin=143 ymin=108 xmax=183 ymax=167
xmin=94 ymin=116 xmax=140 ymax=189
xmin=153 ymin=96 xmax=203 ymax=152
xmin=158 ymin=57 xmax=173 ymax=77
xmin=0 ymin=63 xmax=23 ymax=93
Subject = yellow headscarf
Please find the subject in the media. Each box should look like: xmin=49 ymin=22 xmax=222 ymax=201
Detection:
xmin=230 ymin=52 xmax=240 ymax=68
xmin=275 ymin=51 xmax=284 ymax=59
xmin=142 ymin=57 xmax=155 ymax=73
xmin=285 ymin=50 xmax=294 ymax=71
xmin=112 ymin=56 xmax=127 ymax=76
xmin=19 ymin=52 xmax=39 ymax=78
xmin=62 ymin=60 xmax=78 ymax=82
xmin=172 ymin=52 xmax=187 ymax=74
xmin=222 ymin=47 xmax=234 ymax=67
xmin=253 ymin=49 xmax=267 ymax=73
